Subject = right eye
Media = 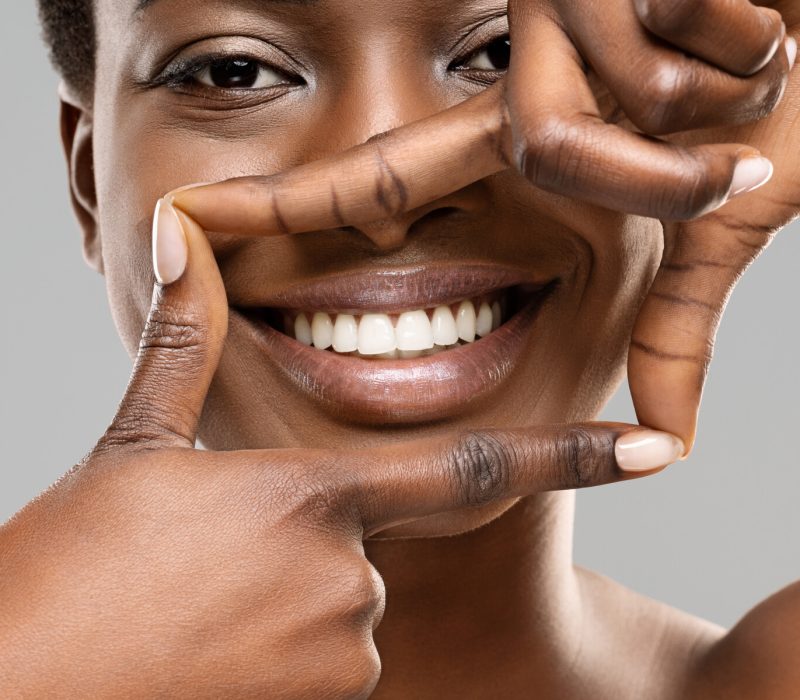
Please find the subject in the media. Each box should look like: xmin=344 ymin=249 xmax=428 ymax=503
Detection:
xmin=458 ymin=35 xmax=511 ymax=72
xmin=194 ymin=57 xmax=288 ymax=90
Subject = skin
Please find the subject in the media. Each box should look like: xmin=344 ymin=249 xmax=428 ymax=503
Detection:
xmin=1 ymin=0 xmax=799 ymax=697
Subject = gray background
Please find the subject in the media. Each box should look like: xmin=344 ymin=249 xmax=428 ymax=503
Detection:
xmin=2 ymin=3 xmax=797 ymax=629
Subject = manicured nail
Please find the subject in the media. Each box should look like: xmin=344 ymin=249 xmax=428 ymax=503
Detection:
xmin=729 ymin=156 xmax=773 ymax=198
xmin=787 ymin=36 xmax=797 ymax=70
xmin=164 ymin=181 xmax=213 ymax=205
xmin=152 ymin=198 xmax=188 ymax=285
xmin=615 ymin=429 xmax=685 ymax=472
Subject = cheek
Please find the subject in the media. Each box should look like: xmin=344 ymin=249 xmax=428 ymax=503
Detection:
xmin=91 ymin=101 xmax=308 ymax=358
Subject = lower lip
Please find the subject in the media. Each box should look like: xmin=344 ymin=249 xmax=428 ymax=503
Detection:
xmin=234 ymin=287 xmax=555 ymax=424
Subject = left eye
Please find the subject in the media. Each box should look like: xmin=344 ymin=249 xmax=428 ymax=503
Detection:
xmin=462 ymin=35 xmax=511 ymax=71
xmin=195 ymin=58 xmax=286 ymax=89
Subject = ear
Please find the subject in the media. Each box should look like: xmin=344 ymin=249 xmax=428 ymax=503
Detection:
xmin=58 ymin=82 xmax=102 ymax=274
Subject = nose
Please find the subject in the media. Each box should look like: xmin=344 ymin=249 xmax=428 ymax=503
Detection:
xmin=304 ymin=52 xmax=483 ymax=251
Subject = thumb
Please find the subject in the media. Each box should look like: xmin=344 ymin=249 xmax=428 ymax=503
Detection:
xmin=100 ymin=199 xmax=228 ymax=449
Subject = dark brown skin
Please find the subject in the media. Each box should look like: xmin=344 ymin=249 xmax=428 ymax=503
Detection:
xmin=1 ymin=0 xmax=799 ymax=697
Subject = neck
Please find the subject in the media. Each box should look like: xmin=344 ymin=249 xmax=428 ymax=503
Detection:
xmin=365 ymin=492 xmax=581 ymax=696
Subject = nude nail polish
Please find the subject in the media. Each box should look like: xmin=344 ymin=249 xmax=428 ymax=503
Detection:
xmin=615 ymin=430 xmax=685 ymax=472
xmin=729 ymin=156 xmax=774 ymax=198
xmin=787 ymin=37 xmax=797 ymax=70
xmin=164 ymin=182 xmax=214 ymax=205
xmin=152 ymin=198 xmax=188 ymax=285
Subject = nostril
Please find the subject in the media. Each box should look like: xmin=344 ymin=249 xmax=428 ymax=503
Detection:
xmin=421 ymin=207 xmax=461 ymax=220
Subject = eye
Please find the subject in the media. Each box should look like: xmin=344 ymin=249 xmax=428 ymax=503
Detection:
xmin=194 ymin=57 xmax=287 ymax=89
xmin=460 ymin=35 xmax=511 ymax=72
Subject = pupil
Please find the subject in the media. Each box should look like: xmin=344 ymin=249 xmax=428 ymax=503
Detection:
xmin=487 ymin=36 xmax=511 ymax=70
xmin=209 ymin=58 xmax=259 ymax=88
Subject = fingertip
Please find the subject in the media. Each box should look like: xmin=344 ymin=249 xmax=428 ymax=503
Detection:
xmin=729 ymin=155 xmax=774 ymax=199
xmin=614 ymin=429 xmax=685 ymax=473
xmin=152 ymin=198 xmax=188 ymax=286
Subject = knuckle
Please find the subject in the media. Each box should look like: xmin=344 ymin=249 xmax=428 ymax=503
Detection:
xmin=514 ymin=113 xmax=589 ymax=191
xmin=97 ymin=410 xmax=181 ymax=450
xmin=370 ymin=143 xmax=410 ymax=217
xmin=672 ymin=167 xmax=712 ymax=220
xmin=634 ymin=0 xmax=700 ymax=35
xmin=141 ymin=297 xmax=208 ymax=355
xmin=448 ymin=430 xmax=514 ymax=507
xmin=554 ymin=426 xmax=615 ymax=488
xmin=330 ymin=641 xmax=382 ymax=700
xmin=658 ymin=150 xmax=726 ymax=220
xmin=339 ymin=562 xmax=386 ymax=629
xmin=633 ymin=60 xmax=690 ymax=133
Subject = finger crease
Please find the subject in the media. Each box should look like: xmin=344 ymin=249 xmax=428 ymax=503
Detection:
xmin=650 ymin=291 xmax=718 ymax=312
xmin=373 ymin=146 xmax=409 ymax=217
xmin=630 ymin=338 xmax=703 ymax=363
xmin=270 ymin=189 xmax=290 ymax=235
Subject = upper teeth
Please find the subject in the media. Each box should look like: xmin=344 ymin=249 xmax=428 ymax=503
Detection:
xmin=290 ymin=298 xmax=503 ymax=357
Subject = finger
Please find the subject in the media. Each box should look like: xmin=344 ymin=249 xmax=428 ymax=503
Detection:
xmin=569 ymin=2 xmax=791 ymax=134
xmin=348 ymin=423 xmax=685 ymax=534
xmin=172 ymin=40 xmax=769 ymax=232
xmin=169 ymin=81 xmax=511 ymax=236
xmin=100 ymin=201 xmax=228 ymax=448
xmin=633 ymin=0 xmax=786 ymax=77
xmin=506 ymin=12 xmax=773 ymax=220
xmin=626 ymin=188 xmax=780 ymax=456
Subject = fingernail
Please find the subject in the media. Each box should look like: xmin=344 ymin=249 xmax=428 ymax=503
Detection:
xmin=729 ymin=156 xmax=774 ymax=198
xmin=615 ymin=429 xmax=685 ymax=472
xmin=152 ymin=198 xmax=188 ymax=285
xmin=164 ymin=182 xmax=213 ymax=205
xmin=787 ymin=36 xmax=797 ymax=70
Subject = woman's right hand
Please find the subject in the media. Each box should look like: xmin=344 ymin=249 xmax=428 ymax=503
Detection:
xmin=0 ymin=201 xmax=678 ymax=698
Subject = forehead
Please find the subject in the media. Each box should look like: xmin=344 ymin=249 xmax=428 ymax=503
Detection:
xmin=95 ymin=0 xmax=507 ymax=83
xmin=104 ymin=0 xmax=502 ymax=26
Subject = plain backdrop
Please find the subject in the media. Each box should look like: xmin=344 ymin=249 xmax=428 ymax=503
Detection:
xmin=2 ymin=3 xmax=798 ymax=629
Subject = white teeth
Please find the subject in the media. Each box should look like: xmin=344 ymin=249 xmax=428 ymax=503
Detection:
xmin=291 ymin=295 xmax=506 ymax=355
xmin=294 ymin=313 xmax=313 ymax=346
xmin=456 ymin=300 xmax=477 ymax=342
xmin=491 ymin=301 xmax=502 ymax=331
xmin=431 ymin=306 xmax=458 ymax=346
xmin=395 ymin=310 xmax=434 ymax=351
xmin=476 ymin=302 xmax=493 ymax=338
xmin=332 ymin=314 xmax=358 ymax=352
xmin=311 ymin=312 xmax=334 ymax=349
xmin=357 ymin=314 xmax=396 ymax=355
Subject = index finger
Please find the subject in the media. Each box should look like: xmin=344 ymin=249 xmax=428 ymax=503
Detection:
xmin=345 ymin=422 xmax=684 ymax=535
xmin=169 ymin=81 xmax=511 ymax=236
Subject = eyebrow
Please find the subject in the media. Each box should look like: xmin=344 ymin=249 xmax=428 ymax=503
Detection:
xmin=135 ymin=0 xmax=318 ymax=13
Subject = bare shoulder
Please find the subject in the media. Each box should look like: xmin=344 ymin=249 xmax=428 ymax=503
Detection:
xmin=688 ymin=580 xmax=800 ymax=700
xmin=576 ymin=568 xmax=800 ymax=700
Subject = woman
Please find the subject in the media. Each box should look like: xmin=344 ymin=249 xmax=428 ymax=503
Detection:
xmin=2 ymin=0 xmax=797 ymax=696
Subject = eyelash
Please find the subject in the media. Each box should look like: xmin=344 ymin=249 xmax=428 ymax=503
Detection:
xmin=155 ymin=34 xmax=510 ymax=94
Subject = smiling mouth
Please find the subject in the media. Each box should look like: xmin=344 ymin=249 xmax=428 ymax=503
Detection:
xmin=250 ymin=285 xmax=540 ymax=359
xmin=232 ymin=265 xmax=558 ymax=423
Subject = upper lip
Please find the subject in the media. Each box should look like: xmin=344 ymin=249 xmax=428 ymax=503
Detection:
xmin=228 ymin=263 xmax=554 ymax=314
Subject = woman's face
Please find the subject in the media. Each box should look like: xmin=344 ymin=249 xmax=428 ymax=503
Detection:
xmin=87 ymin=0 xmax=662 ymax=534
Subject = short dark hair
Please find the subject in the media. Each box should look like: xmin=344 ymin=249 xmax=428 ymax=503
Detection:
xmin=37 ymin=0 xmax=95 ymax=100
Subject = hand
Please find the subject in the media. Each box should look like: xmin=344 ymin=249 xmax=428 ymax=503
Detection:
xmin=170 ymin=2 xmax=796 ymax=457
xmin=0 ymin=201 xmax=678 ymax=698
xmin=626 ymin=7 xmax=800 ymax=452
